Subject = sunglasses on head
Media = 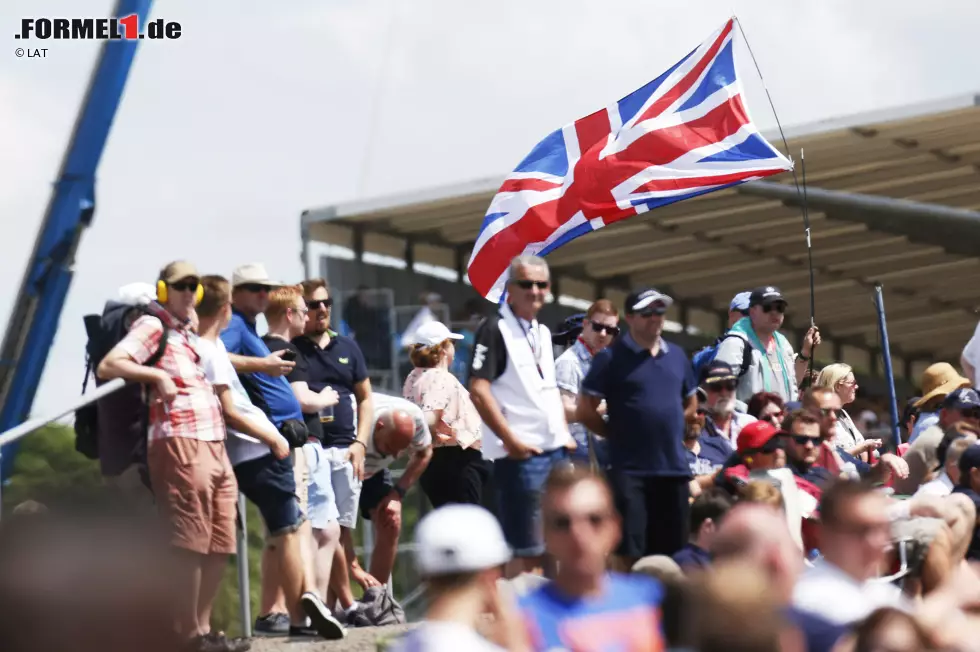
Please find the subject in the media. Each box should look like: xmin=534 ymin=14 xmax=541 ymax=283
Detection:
xmin=513 ymin=279 xmax=550 ymax=290
xmin=762 ymin=302 xmax=787 ymax=314
xmin=546 ymin=511 xmax=610 ymax=532
xmin=170 ymin=280 xmax=199 ymax=293
xmin=306 ymin=298 xmax=333 ymax=310
xmin=588 ymin=320 xmax=620 ymax=336
xmin=240 ymin=283 xmax=271 ymax=294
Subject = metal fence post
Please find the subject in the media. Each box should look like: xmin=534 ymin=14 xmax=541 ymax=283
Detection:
xmin=236 ymin=492 xmax=252 ymax=638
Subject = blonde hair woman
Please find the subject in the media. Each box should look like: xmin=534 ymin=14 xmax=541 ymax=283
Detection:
xmin=815 ymin=363 xmax=879 ymax=461
xmin=403 ymin=320 xmax=490 ymax=509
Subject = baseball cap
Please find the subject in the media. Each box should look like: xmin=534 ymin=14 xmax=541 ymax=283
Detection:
xmin=729 ymin=291 xmax=752 ymax=313
xmin=414 ymin=505 xmax=511 ymax=577
xmin=410 ymin=321 xmax=464 ymax=347
xmin=943 ymin=387 xmax=980 ymax=411
xmin=748 ymin=286 xmax=787 ymax=308
xmin=160 ymin=261 xmax=199 ymax=284
xmin=625 ymin=288 xmax=673 ymax=315
xmin=737 ymin=420 xmax=781 ymax=456
xmin=957 ymin=444 xmax=980 ymax=487
xmin=702 ymin=361 xmax=738 ymax=386
xmin=231 ymin=263 xmax=284 ymax=288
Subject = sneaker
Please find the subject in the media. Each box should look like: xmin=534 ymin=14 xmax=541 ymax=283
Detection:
xmin=254 ymin=613 xmax=289 ymax=636
xmin=188 ymin=632 xmax=252 ymax=652
xmin=300 ymin=591 xmax=347 ymax=639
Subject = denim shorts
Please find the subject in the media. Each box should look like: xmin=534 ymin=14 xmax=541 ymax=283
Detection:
xmin=493 ymin=448 xmax=570 ymax=557
xmin=233 ymin=453 xmax=304 ymax=537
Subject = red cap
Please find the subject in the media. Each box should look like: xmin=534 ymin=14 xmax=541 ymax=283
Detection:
xmin=737 ymin=420 xmax=780 ymax=455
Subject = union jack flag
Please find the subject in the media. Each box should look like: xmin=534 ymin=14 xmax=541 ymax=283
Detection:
xmin=467 ymin=18 xmax=793 ymax=301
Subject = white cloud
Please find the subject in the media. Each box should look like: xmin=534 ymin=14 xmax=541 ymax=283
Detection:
xmin=1 ymin=0 xmax=978 ymax=417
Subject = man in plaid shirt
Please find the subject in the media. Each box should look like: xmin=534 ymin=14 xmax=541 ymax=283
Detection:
xmin=98 ymin=261 xmax=247 ymax=652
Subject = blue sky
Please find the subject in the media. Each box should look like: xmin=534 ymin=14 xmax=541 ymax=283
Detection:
xmin=2 ymin=0 xmax=979 ymax=416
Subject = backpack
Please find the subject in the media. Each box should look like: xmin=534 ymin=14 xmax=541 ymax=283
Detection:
xmin=691 ymin=331 xmax=753 ymax=382
xmin=74 ymin=302 xmax=169 ymax=475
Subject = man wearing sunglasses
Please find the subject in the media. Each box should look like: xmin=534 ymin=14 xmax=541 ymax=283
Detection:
xmin=98 ymin=261 xmax=244 ymax=651
xmin=469 ymin=255 xmax=573 ymax=578
xmin=699 ymin=361 xmax=757 ymax=450
xmin=555 ymin=299 xmax=620 ymax=471
xmin=578 ymin=287 xmax=698 ymax=564
xmin=715 ymin=286 xmax=820 ymax=405
xmin=519 ymin=465 xmax=666 ymax=651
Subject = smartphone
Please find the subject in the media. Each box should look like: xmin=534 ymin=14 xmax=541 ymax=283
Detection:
xmin=281 ymin=349 xmax=297 ymax=362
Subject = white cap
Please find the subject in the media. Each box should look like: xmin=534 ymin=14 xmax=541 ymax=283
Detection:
xmin=414 ymin=505 xmax=511 ymax=576
xmin=410 ymin=321 xmax=464 ymax=347
xmin=231 ymin=263 xmax=284 ymax=288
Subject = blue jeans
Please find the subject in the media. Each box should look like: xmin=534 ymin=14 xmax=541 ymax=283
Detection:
xmin=493 ymin=448 xmax=570 ymax=557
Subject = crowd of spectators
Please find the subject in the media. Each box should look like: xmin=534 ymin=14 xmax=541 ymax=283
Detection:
xmin=4 ymin=252 xmax=980 ymax=652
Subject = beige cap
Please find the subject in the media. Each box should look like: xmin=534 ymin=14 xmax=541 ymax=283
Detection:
xmin=159 ymin=261 xmax=200 ymax=283
xmin=231 ymin=263 xmax=283 ymax=288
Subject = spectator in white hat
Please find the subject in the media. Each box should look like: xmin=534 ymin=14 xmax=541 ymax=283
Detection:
xmin=389 ymin=505 xmax=524 ymax=652
xmin=403 ymin=321 xmax=491 ymax=509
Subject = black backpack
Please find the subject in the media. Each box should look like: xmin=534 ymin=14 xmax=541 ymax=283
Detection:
xmin=691 ymin=331 xmax=753 ymax=382
xmin=74 ymin=302 xmax=169 ymax=471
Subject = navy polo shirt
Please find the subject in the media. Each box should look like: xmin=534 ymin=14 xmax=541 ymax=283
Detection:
xmin=688 ymin=431 xmax=733 ymax=476
xmin=582 ymin=332 xmax=697 ymax=477
xmin=220 ymin=310 xmax=303 ymax=427
xmin=291 ymin=332 xmax=367 ymax=449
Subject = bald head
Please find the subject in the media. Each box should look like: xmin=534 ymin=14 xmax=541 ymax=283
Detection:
xmin=375 ymin=409 xmax=416 ymax=457
xmin=710 ymin=503 xmax=801 ymax=603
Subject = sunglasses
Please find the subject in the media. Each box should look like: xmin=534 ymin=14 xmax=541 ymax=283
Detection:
xmin=588 ymin=320 xmax=620 ymax=336
xmin=240 ymin=283 xmax=271 ymax=293
xmin=747 ymin=440 xmax=783 ymax=455
xmin=306 ymin=298 xmax=333 ymax=311
xmin=787 ymin=434 xmax=819 ymax=447
xmin=819 ymin=407 xmax=839 ymax=419
xmin=762 ymin=303 xmax=787 ymax=314
xmin=546 ymin=511 xmax=611 ymax=532
xmin=513 ymin=279 xmax=550 ymax=290
xmin=170 ymin=280 xmax=199 ymax=293
xmin=706 ymin=381 xmax=737 ymax=392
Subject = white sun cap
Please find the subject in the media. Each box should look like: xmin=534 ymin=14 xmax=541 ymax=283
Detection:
xmin=414 ymin=505 xmax=511 ymax=577
xmin=410 ymin=321 xmax=464 ymax=347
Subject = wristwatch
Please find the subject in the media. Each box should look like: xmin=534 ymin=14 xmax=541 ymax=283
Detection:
xmin=393 ymin=484 xmax=407 ymax=499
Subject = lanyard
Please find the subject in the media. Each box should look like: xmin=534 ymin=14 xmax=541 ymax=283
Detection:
xmin=517 ymin=317 xmax=544 ymax=379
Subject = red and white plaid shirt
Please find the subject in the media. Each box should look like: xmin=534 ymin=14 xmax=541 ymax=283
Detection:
xmin=118 ymin=304 xmax=225 ymax=444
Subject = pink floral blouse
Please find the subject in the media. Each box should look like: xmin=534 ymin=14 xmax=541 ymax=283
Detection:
xmin=402 ymin=367 xmax=482 ymax=449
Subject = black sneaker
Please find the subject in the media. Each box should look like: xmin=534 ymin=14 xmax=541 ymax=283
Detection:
xmin=254 ymin=613 xmax=289 ymax=636
xmin=300 ymin=591 xmax=346 ymax=639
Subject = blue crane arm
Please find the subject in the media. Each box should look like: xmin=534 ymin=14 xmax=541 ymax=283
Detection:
xmin=0 ymin=0 xmax=154 ymax=479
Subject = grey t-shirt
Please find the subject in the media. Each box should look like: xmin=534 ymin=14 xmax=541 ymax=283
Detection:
xmin=715 ymin=332 xmax=799 ymax=404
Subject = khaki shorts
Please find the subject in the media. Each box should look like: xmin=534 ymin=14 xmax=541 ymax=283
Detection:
xmin=148 ymin=437 xmax=238 ymax=555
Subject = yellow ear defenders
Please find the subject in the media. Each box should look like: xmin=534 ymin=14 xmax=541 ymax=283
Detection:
xmin=157 ymin=279 xmax=204 ymax=306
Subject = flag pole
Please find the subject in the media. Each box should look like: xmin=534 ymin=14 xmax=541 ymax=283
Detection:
xmin=873 ymin=283 xmax=902 ymax=451
xmin=734 ymin=15 xmax=818 ymax=383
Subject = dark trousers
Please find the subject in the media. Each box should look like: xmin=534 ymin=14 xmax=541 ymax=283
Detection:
xmin=419 ymin=446 xmax=492 ymax=510
xmin=610 ymin=472 xmax=690 ymax=559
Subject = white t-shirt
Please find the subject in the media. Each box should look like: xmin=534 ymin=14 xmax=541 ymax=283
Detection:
xmin=915 ymin=471 xmax=954 ymax=498
xmin=792 ymin=559 xmax=909 ymax=626
xmin=963 ymin=321 xmax=980 ymax=385
xmin=363 ymin=393 xmax=432 ymax=478
xmin=197 ymin=337 xmax=284 ymax=465
xmin=387 ymin=621 xmax=504 ymax=652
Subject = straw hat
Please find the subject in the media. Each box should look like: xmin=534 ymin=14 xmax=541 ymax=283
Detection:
xmin=914 ymin=362 xmax=971 ymax=408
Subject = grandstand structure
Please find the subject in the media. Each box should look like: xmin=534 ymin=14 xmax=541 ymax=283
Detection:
xmin=301 ymin=93 xmax=980 ymax=395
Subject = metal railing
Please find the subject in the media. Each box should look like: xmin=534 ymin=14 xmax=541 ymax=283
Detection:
xmin=0 ymin=378 xmax=257 ymax=636
xmin=0 ymin=378 xmax=429 ymax=635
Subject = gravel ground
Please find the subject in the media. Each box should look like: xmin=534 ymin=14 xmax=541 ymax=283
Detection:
xmin=250 ymin=625 xmax=416 ymax=652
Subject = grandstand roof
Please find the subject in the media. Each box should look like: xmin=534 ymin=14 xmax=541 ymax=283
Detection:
xmin=303 ymin=92 xmax=980 ymax=376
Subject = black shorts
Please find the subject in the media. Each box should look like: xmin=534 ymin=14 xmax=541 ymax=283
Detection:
xmin=610 ymin=472 xmax=690 ymax=559
xmin=419 ymin=446 xmax=491 ymax=509
xmin=359 ymin=468 xmax=395 ymax=521
xmin=234 ymin=453 xmax=304 ymax=536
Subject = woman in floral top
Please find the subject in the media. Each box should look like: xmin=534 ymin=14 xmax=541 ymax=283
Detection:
xmin=403 ymin=321 xmax=491 ymax=509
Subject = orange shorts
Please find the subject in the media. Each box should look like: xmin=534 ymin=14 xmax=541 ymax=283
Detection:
xmin=148 ymin=437 xmax=238 ymax=555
